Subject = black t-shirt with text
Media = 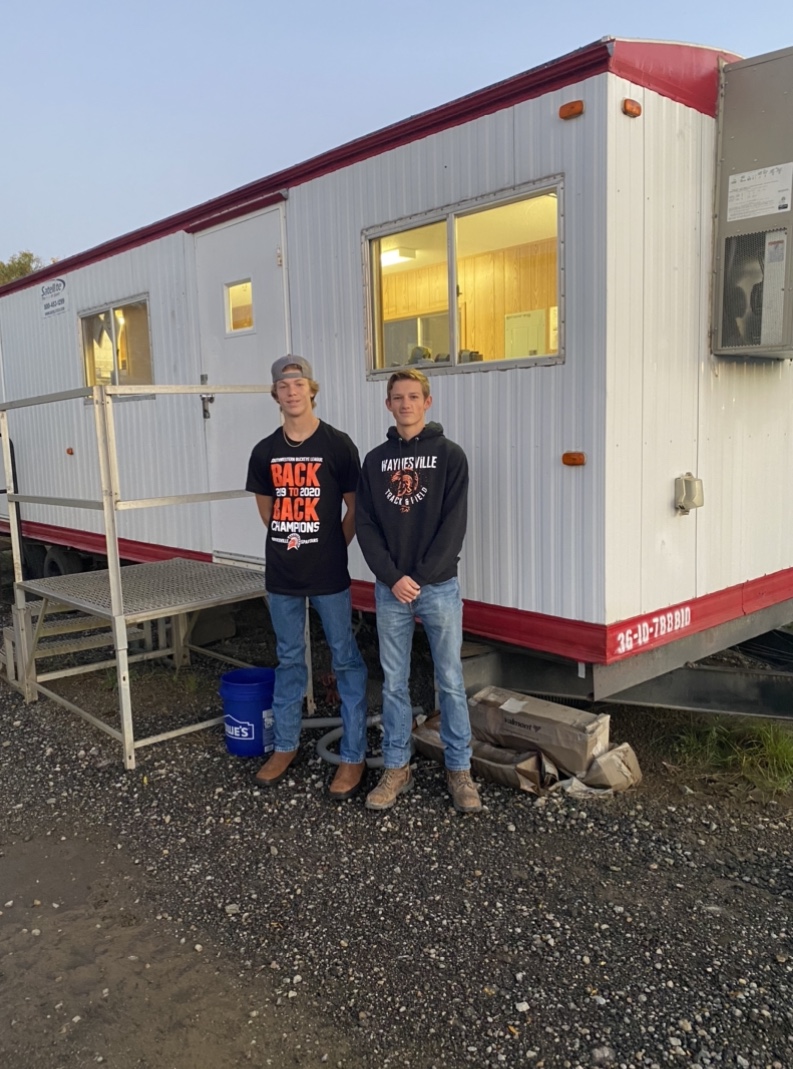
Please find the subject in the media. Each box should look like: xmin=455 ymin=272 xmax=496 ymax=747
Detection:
xmin=246 ymin=421 xmax=360 ymax=596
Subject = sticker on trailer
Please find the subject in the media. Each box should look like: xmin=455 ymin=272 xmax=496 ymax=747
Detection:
xmin=613 ymin=605 xmax=693 ymax=657
xmin=727 ymin=163 xmax=793 ymax=222
xmin=40 ymin=278 xmax=68 ymax=319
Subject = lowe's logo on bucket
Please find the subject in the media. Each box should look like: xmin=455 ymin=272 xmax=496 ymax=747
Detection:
xmin=219 ymin=667 xmax=274 ymax=757
xmin=225 ymin=715 xmax=255 ymax=740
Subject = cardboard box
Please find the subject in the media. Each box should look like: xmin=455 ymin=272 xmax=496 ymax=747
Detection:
xmin=468 ymin=686 xmax=610 ymax=777
xmin=583 ymin=742 xmax=642 ymax=791
xmin=412 ymin=715 xmax=558 ymax=794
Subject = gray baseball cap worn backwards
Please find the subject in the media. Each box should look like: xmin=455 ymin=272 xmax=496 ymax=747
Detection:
xmin=271 ymin=355 xmax=313 ymax=383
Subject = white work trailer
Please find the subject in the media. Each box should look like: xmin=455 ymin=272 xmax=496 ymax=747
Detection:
xmin=2 ymin=36 xmax=793 ymax=702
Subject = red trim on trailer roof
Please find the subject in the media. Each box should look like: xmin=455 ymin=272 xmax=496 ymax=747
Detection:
xmin=0 ymin=190 xmax=287 ymax=300
xmin=0 ymin=38 xmax=739 ymax=300
xmin=183 ymin=190 xmax=288 ymax=234
xmin=609 ymin=40 xmax=738 ymax=117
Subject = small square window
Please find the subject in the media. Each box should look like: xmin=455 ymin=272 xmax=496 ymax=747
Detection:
xmin=226 ymin=280 xmax=254 ymax=332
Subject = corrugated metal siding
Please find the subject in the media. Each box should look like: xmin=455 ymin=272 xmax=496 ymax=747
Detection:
xmin=287 ymin=76 xmax=610 ymax=623
xmin=605 ymin=81 xmax=711 ymax=622
xmin=604 ymin=81 xmax=647 ymax=623
xmin=0 ymin=233 xmax=211 ymax=552
xmin=698 ymin=357 xmax=793 ymax=594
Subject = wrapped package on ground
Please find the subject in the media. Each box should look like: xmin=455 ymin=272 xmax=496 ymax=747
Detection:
xmin=467 ymin=686 xmax=610 ymax=777
xmin=583 ymin=742 xmax=643 ymax=791
xmin=412 ymin=715 xmax=558 ymax=794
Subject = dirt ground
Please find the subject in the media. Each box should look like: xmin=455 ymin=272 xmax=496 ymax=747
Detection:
xmin=0 ymin=830 xmax=359 ymax=1069
xmin=0 ymin=595 xmax=374 ymax=1069
xmin=1 ymin=595 xmax=792 ymax=1069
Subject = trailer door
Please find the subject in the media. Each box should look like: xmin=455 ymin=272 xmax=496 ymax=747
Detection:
xmin=195 ymin=208 xmax=288 ymax=563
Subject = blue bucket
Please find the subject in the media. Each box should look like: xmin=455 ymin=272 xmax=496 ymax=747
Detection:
xmin=218 ymin=668 xmax=275 ymax=758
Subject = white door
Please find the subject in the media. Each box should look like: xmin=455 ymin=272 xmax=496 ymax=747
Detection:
xmin=195 ymin=208 xmax=288 ymax=562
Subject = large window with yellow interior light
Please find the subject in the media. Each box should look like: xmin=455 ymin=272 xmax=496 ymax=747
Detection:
xmin=80 ymin=299 xmax=153 ymax=387
xmin=365 ymin=179 xmax=562 ymax=373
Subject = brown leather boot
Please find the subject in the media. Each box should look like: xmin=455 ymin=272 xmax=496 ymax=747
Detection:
xmin=446 ymin=769 xmax=482 ymax=813
xmin=255 ymin=749 xmax=297 ymax=786
xmin=328 ymin=761 xmax=366 ymax=801
xmin=365 ymin=765 xmax=413 ymax=811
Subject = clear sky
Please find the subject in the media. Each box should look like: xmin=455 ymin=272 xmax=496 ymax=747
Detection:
xmin=2 ymin=0 xmax=790 ymax=263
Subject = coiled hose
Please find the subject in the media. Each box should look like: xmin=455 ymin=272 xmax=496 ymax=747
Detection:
xmin=301 ymin=710 xmax=421 ymax=768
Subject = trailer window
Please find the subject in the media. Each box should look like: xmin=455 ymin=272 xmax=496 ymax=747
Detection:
xmin=81 ymin=300 xmax=153 ymax=386
xmin=367 ymin=184 xmax=560 ymax=372
xmin=371 ymin=221 xmax=449 ymax=368
xmin=226 ymin=280 xmax=254 ymax=332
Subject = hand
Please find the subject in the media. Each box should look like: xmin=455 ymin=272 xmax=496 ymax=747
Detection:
xmin=391 ymin=576 xmax=420 ymax=603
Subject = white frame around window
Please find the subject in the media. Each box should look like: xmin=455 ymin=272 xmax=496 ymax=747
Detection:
xmin=363 ymin=176 xmax=565 ymax=377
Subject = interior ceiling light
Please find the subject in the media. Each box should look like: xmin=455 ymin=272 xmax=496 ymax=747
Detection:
xmin=380 ymin=247 xmax=416 ymax=267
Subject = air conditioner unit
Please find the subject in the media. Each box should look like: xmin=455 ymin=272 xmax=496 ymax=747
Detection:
xmin=717 ymin=226 xmax=788 ymax=352
xmin=712 ymin=48 xmax=793 ymax=359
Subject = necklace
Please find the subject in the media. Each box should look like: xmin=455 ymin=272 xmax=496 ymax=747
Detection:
xmin=282 ymin=421 xmax=318 ymax=449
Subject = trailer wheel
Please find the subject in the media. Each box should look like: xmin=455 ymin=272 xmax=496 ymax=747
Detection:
xmin=22 ymin=542 xmax=48 ymax=580
xmin=43 ymin=547 xmax=84 ymax=578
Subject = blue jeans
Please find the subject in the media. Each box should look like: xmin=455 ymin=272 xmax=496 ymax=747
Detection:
xmin=267 ymin=589 xmax=368 ymax=763
xmin=375 ymin=577 xmax=472 ymax=771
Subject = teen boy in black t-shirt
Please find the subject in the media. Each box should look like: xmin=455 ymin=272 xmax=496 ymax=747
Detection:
xmin=246 ymin=356 xmax=368 ymax=799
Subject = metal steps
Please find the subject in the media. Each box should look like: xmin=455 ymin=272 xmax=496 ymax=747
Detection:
xmin=2 ymin=607 xmax=152 ymax=684
xmin=37 ymin=613 xmax=112 ymax=636
xmin=30 ymin=626 xmax=148 ymax=659
xmin=26 ymin=602 xmax=149 ymax=656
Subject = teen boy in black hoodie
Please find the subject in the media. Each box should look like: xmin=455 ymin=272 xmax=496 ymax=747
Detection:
xmin=356 ymin=370 xmax=481 ymax=813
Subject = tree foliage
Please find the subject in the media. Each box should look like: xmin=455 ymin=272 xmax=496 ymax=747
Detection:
xmin=0 ymin=251 xmax=44 ymax=286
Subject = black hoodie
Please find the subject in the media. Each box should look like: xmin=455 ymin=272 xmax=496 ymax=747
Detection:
xmin=356 ymin=421 xmax=468 ymax=590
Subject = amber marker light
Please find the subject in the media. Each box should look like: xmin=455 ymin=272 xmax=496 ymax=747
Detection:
xmin=622 ymin=99 xmax=642 ymax=117
xmin=66 ymin=447 xmax=74 ymax=455
xmin=559 ymin=100 xmax=584 ymax=120
xmin=562 ymin=452 xmax=586 ymax=466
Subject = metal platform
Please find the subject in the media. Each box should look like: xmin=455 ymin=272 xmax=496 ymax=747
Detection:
xmin=17 ymin=558 xmax=267 ymax=624
xmin=9 ymin=559 xmax=267 ymax=769
xmin=0 ymin=386 xmax=277 ymax=770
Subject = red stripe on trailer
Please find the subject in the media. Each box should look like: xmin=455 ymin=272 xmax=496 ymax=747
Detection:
xmin=9 ymin=522 xmax=786 ymax=668
xmin=351 ymin=567 xmax=793 ymax=666
xmin=463 ymin=597 xmax=607 ymax=661
xmin=350 ymin=579 xmax=376 ymax=613
xmin=0 ymin=520 xmax=211 ymax=564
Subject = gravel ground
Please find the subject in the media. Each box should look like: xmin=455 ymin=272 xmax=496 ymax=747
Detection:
xmin=1 ymin=599 xmax=792 ymax=1069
